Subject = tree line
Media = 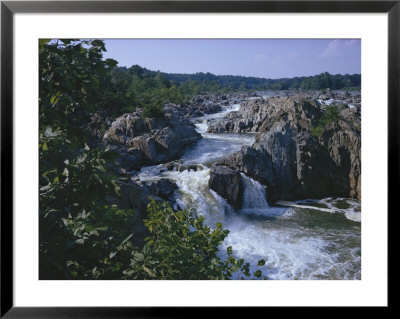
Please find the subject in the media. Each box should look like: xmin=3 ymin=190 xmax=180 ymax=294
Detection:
xmin=101 ymin=66 xmax=361 ymax=117
xmin=162 ymin=70 xmax=361 ymax=91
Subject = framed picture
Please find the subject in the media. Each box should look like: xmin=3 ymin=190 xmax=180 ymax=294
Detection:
xmin=1 ymin=0 xmax=395 ymax=316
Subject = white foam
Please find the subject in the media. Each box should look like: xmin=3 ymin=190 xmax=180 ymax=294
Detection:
xmin=168 ymin=168 xmax=230 ymax=225
xmin=194 ymin=120 xmax=209 ymax=134
xmin=221 ymin=218 xmax=361 ymax=280
xmin=238 ymin=174 xmax=287 ymax=217
xmin=292 ymin=198 xmax=361 ymax=223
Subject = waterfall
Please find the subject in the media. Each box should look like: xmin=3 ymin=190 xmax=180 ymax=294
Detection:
xmin=135 ymin=99 xmax=360 ymax=280
xmin=239 ymin=174 xmax=285 ymax=217
xmin=194 ymin=119 xmax=209 ymax=134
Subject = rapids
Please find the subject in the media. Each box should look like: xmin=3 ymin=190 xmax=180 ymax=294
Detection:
xmin=136 ymin=99 xmax=361 ymax=280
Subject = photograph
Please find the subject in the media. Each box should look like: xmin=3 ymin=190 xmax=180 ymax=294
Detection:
xmin=38 ymin=38 xmax=362 ymax=281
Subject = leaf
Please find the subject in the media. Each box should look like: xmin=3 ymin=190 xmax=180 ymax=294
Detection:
xmin=110 ymin=251 xmax=117 ymax=259
xmin=257 ymin=259 xmax=266 ymax=266
xmin=143 ymin=266 xmax=155 ymax=277
xmin=133 ymin=252 xmax=144 ymax=262
xmin=91 ymin=40 xmax=106 ymax=51
xmin=121 ymin=234 xmax=133 ymax=245
xmin=75 ymin=239 xmax=84 ymax=245
xmin=105 ymin=58 xmax=118 ymax=67
xmin=50 ymin=95 xmax=60 ymax=105
xmin=90 ymin=229 xmax=99 ymax=237
xmin=123 ymin=269 xmax=135 ymax=276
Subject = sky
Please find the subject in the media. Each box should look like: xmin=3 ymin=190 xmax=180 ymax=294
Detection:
xmin=102 ymin=39 xmax=361 ymax=79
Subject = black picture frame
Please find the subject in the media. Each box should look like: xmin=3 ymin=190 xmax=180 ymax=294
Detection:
xmin=1 ymin=0 xmax=396 ymax=317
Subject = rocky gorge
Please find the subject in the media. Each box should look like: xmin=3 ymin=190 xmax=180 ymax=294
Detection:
xmin=95 ymin=90 xmax=361 ymax=279
xmin=95 ymin=90 xmax=361 ymax=217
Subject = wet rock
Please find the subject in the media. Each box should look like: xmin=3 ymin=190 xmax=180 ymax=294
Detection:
xmin=209 ymin=165 xmax=243 ymax=209
xmin=203 ymin=103 xmax=222 ymax=114
xmin=146 ymin=179 xmax=178 ymax=200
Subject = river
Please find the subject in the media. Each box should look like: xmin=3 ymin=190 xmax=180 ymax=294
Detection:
xmin=136 ymin=100 xmax=361 ymax=280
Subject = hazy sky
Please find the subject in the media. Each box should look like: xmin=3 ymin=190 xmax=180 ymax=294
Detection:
xmin=102 ymin=39 xmax=361 ymax=79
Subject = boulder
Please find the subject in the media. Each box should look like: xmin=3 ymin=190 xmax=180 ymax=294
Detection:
xmin=146 ymin=179 xmax=178 ymax=200
xmin=209 ymin=166 xmax=243 ymax=209
xmin=103 ymin=111 xmax=201 ymax=170
xmin=203 ymin=103 xmax=222 ymax=114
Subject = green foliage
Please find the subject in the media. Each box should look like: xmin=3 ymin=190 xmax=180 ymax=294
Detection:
xmin=106 ymin=67 xmax=361 ymax=106
xmin=39 ymin=39 xmax=134 ymax=279
xmin=311 ymin=104 xmax=343 ymax=137
xmin=122 ymin=201 xmax=266 ymax=280
xmin=141 ymin=98 xmax=165 ymax=119
xmin=164 ymin=71 xmax=361 ymax=92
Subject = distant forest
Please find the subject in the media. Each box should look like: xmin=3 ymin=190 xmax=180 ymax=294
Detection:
xmin=116 ymin=65 xmax=361 ymax=93
xmin=99 ymin=64 xmax=360 ymax=116
xmin=161 ymin=70 xmax=361 ymax=91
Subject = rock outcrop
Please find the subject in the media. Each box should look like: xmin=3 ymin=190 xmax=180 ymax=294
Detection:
xmin=209 ymin=166 xmax=243 ymax=209
xmin=145 ymin=178 xmax=179 ymax=200
xmin=207 ymin=96 xmax=321 ymax=133
xmin=214 ymin=96 xmax=361 ymax=203
xmin=318 ymin=119 xmax=361 ymax=199
xmin=103 ymin=111 xmax=202 ymax=170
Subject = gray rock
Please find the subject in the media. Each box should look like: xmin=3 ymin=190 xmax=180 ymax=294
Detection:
xmin=319 ymin=119 xmax=361 ymax=199
xmin=214 ymin=95 xmax=361 ymax=203
xmin=146 ymin=179 xmax=178 ymax=200
xmin=209 ymin=166 xmax=243 ymax=209
xmin=103 ymin=111 xmax=201 ymax=169
xmin=207 ymin=96 xmax=321 ymax=134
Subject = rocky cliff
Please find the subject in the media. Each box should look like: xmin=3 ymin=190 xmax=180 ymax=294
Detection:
xmin=212 ymin=95 xmax=361 ymax=204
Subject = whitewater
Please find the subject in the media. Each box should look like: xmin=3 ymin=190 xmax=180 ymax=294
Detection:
xmin=136 ymin=99 xmax=361 ymax=280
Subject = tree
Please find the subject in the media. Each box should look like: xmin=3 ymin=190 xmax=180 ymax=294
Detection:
xmin=39 ymin=39 xmax=134 ymax=279
xmin=122 ymin=201 xmax=266 ymax=280
xmin=141 ymin=98 xmax=165 ymax=118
